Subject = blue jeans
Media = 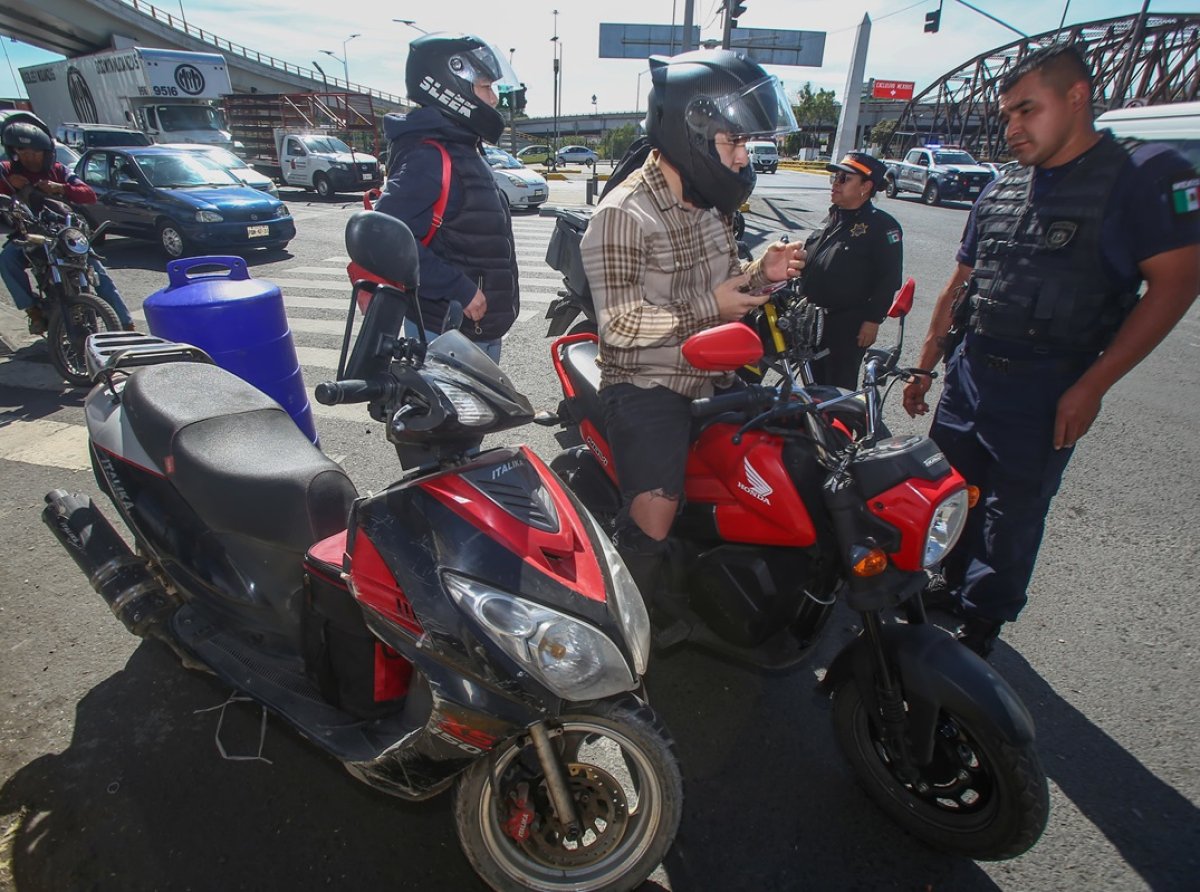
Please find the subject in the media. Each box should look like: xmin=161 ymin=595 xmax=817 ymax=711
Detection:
xmin=1 ymin=240 xmax=133 ymax=326
xmin=404 ymin=319 xmax=501 ymax=364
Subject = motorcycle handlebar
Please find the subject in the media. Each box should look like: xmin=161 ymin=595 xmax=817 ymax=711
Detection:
xmin=315 ymin=379 xmax=385 ymax=406
xmin=690 ymin=385 xmax=774 ymax=418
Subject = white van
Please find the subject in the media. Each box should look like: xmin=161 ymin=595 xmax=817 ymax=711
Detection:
xmin=747 ymin=141 xmax=780 ymax=174
xmin=1095 ymin=101 xmax=1200 ymax=168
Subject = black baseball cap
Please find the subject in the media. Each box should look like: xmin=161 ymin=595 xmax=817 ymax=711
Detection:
xmin=827 ymin=151 xmax=887 ymax=186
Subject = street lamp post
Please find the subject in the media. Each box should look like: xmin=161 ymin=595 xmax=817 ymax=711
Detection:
xmin=312 ymin=60 xmax=328 ymax=89
xmin=508 ymin=48 xmax=518 ymax=154
xmin=635 ymin=68 xmax=650 ymax=115
xmin=320 ymin=33 xmax=361 ymax=86
xmin=550 ymin=9 xmax=560 ymax=170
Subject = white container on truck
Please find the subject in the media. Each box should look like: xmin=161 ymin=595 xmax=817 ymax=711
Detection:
xmin=20 ymin=47 xmax=234 ymax=148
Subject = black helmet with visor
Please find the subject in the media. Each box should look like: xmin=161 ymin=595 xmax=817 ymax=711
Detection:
xmin=405 ymin=32 xmax=521 ymax=145
xmin=645 ymin=50 xmax=797 ymax=214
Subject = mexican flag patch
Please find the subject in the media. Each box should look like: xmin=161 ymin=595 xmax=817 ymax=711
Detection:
xmin=1171 ymin=177 xmax=1200 ymax=215
xmin=887 ymin=229 xmax=902 ymax=244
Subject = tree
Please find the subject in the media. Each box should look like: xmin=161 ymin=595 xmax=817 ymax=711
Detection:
xmin=789 ymin=82 xmax=838 ymax=152
xmin=868 ymin=118 xmax=900 ymax=157
xmin=600 ymin=123 xmax=638 ymax=163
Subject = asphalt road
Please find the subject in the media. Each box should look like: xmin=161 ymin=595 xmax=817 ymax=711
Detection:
xmin=0 ymin=170 xmax=1197 ymax=891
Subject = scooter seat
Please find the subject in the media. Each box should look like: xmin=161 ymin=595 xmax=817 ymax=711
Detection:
xmin=122 ymin=362 xmax=356 ymax=552
xmin=562 ymin=339 xmax=607 ymax=437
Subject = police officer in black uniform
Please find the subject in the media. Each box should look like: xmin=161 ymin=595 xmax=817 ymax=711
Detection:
xmin=903 ymin=43 xmax=1200 ymax=658
xmin=801 ymin=151 xmax=903 ymax=389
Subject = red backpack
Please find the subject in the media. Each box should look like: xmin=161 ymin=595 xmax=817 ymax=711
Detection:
xmin=347 ymin=139 xmax=451 ymax=312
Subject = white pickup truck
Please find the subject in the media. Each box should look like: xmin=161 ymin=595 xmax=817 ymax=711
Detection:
xmin=884 ymin=146 xmax=996 ymax=206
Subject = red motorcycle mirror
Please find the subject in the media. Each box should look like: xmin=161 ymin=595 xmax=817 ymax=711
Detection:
xmin=682 ymin=322 xmax=764 ymax=371
xmin=887 ymin=278 xmax=916 ymax=318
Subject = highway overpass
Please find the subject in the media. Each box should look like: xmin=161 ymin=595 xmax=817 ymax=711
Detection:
xmin=1 ymin=0 xmax=411 ymax=112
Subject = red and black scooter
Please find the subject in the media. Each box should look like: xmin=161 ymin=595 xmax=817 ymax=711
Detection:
xmin=542 ymin=281 xmax=1049 ymax=860
xmin=41 ymin=211 xmax=682 ymax=892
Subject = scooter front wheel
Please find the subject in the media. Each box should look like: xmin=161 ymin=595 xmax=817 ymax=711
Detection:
xmin=453 ymin=699 xmax=682 ymax=892
xmin=832 ymin=678 xmax=1049 ymax=860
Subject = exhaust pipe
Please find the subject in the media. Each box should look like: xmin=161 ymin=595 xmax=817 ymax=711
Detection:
xmin=42 ymin=490 xmax=177 ymax=637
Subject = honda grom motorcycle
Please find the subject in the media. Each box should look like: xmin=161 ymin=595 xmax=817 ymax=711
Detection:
xmin=542 ymin=278 xmax=1050 ymax=860
xmin=43 ymin=211 xmax=682 ymax=892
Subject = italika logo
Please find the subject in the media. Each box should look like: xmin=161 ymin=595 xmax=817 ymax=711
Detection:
xmin=174 ymin=64 xmax=206 ymax=95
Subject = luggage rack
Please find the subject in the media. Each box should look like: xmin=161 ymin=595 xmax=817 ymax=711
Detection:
xmin=85 ymin=332 xmax=213 ymax=383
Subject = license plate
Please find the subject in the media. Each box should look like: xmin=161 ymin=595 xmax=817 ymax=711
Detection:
xmin=968 ymin=187 xmax=980 ymax=194
xmin=247 ymin=225 xmax=270 ymax=238
xmin=361 ymin=173 xmax=373 ymax=181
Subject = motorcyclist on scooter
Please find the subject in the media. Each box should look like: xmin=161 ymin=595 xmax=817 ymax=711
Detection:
xmin=579 ymin=50 xmax=803 ymax=616
xmin=0 ymin=118 xmax=135 ymax=333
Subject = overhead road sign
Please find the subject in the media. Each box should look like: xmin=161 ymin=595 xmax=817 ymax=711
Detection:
xmin=872 ymin=80 xmax=915 ymax=100
xmin=727 ymin=29 xmax=825 ymax=67
xmin=599 ymin=24 xmax=703 ymax=59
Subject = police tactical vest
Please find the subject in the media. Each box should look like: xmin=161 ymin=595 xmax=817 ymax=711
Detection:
xmin=968 ymin=133 xmax=1138 ymax=352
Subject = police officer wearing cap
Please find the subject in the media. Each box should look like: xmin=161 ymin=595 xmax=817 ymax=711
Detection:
xmin=800 ymin=150 xmax=903 ymax=389
xmin=902 ymin=44 xmax=1200 ymax=659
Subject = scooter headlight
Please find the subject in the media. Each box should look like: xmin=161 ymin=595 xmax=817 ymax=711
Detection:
xmin=584 ymin=510 xmax=650 ymax=675
xmin=444 ymin=573 xmax=637 ymax=700
xmin=924 ymin=488 xmax=969 ymax=568
xmin=437 ymin=381 xmax=496 ymax=427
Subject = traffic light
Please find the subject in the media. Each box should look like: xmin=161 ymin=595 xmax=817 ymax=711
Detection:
xmin=729 ymin=0 xmax=748 ymax=29
xmin=924 ymin=3 xmax=942 ymax=33
xmin=498 ymin=84 xmax=527 ymax=113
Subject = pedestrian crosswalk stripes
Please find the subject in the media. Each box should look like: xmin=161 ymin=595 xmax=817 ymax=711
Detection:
xmin=0 ymin=214 xmax=566 ymax=469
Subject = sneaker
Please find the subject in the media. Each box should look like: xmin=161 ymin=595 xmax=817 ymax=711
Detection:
xmin=25 ymin=307 xmax=47 ymax=336
xmin=957 ymin=617 xmax=1003 ymax=660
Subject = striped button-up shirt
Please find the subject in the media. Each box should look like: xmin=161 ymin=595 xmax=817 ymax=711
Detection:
xmin=580 ymin=151 xmax=770 ymax=398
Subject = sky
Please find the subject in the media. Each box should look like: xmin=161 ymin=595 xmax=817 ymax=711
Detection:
xmin=0 ymin=0 xmax=1166 ymax=117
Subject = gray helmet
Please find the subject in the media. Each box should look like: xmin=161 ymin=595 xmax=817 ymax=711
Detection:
xmin=2 ymin=117 xmax=55 ymax=173
xmin=405 ymin=32 xmax=519 ymax=144
xmin=645 ymin=50 xmax=797 ymax=214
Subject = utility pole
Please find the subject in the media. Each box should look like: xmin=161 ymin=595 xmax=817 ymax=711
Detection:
xmin=551 ymin=9 xmax=560 ymax=169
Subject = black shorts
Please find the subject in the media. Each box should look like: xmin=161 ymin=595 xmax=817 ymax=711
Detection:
xmin=599 ymin=383 xmax=692 ymax=503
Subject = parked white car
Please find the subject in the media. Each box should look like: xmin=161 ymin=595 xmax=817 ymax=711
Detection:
xmin=485 ymin=145 xmax=549 ymax=210
xmin=1096 ymin=101 xmax=1200 ymax=168
xmin=160 ymin=143 xmax=279 ymax=197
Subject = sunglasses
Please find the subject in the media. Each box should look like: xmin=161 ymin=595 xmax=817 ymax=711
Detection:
xmin=829 ymin=172 xmax=862 ymax=185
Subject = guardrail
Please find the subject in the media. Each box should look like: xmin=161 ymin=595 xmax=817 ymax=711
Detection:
xmin=119 ymin=0 xmax=408 ymax=107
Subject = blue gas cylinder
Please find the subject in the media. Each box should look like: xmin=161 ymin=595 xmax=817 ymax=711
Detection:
xmin=144 ymin=256 xmax=318 ymax=444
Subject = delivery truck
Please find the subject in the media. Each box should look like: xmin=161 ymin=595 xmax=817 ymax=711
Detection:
xmin=224 ymin=92 xmax=382 ymax=197
xmin=20 ymin=47 xmax=234 ymax=148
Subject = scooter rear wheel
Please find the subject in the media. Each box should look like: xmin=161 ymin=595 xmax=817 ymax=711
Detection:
xmin=453 ymin=699 xmax=682 ymax=892
xmin=832 ymin=678 xmax=1049 ymax=860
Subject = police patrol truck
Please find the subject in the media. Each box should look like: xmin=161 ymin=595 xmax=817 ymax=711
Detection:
xmin=20 ymin=48 xmax=234 ymax=149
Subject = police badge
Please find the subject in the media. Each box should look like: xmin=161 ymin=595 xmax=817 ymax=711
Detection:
xmin=1044 ymin=220 xmax=1077 ymax=249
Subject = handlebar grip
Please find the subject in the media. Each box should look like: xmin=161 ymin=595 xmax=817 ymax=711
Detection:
xmin=690 ymin=386 xmax=770 ymax=418
xmin=315 ymin=379 xmax=384 ymax=406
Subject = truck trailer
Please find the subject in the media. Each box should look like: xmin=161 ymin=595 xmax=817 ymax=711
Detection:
xmin=20 ymin=47 xmax=234 ymax=148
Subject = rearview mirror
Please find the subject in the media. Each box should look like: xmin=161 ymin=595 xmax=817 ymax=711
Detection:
xmin=682 ymin=322 xmax=763 ymax=371
xmin=887 ymin=278 xmax=916 ymax=318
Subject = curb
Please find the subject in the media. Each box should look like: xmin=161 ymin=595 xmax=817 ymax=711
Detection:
xmin=0 ymin=304 xmax=34 ymax=358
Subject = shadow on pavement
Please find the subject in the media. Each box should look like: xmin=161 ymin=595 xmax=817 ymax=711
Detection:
xmin=995 ymin=645 xmax=1200 ymax=890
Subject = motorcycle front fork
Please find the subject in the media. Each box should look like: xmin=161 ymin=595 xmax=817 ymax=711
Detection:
xmin=860 ymin=609 xmax=921 ymax=784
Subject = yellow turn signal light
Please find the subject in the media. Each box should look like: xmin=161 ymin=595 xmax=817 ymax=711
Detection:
xmin=851 ymin=548 xmax=888 ymax=577
xmin=966 ymin=485 xmax=981 ymax=508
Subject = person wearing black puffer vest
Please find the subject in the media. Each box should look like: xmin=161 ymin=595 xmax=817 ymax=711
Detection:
xmin=375 ymin=32 xmax=521 ymax=363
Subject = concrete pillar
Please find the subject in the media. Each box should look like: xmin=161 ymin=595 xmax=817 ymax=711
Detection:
xmin=832 ymin=14 xmax=871 ymax=161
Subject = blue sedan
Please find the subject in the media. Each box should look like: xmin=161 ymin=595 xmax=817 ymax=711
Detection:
xmin=75 ymin=146 xmax=295 ymax=259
